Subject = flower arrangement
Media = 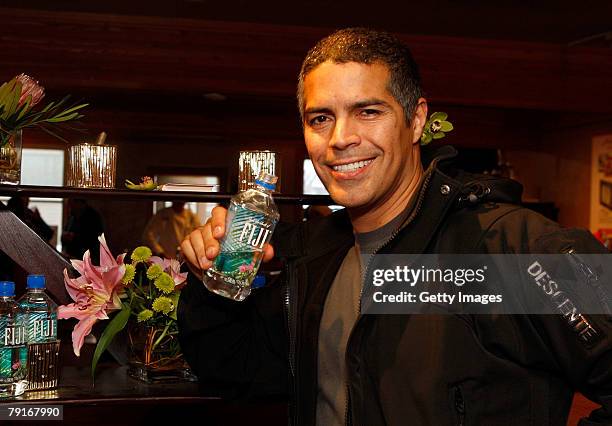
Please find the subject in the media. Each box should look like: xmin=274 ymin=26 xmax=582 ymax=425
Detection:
xmin=420 ymin=112 xmax=453 ymax=145
xmin=0 ymin=74 xmax=88 ymax=147
xmin=58 ymin=235 xmax=187 ymax=379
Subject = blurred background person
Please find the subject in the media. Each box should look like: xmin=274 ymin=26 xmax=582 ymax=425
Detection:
xmin=62 ymin=198 xmax=104 ymax=260
xmin=7 ymin=195 xmax=54 ymax=243
xmin=142 ymin=201 xmax=200 ymax=259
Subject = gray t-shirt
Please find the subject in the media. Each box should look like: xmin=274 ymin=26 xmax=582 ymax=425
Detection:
xmin=315 ymin=208 xmax=411 ymax=426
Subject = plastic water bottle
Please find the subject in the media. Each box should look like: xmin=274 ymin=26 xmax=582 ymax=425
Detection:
xmin=0 ymin=281 xmax=28 ymax=397
xmin=204 ymin=172 xmax=279 ymax=301
xmin=18 ymin=275 xmax=60 ymax=391
xmin=18 ymin=275 xmax=57 ymax=343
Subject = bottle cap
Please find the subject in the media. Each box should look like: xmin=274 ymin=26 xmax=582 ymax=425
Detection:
xmin=27 ymin=275 xmax=46 ymax=289
xmin=0 ymin=281 xmax=15 ymax=297
xmin=255 ymin=172 xmax=278 ymax=191
xmin=251 ymin=274 xmax=266 ymax=289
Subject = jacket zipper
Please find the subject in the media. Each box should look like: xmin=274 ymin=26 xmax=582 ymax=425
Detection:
xmin=453 ymin=386 xmax=466 ymax=426
xmin=284 ymin=261 xmax=297 ymax=426
xmin=344 ymin=169 xmax=436 ymax=426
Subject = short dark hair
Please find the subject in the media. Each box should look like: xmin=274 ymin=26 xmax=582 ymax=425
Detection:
xmin=297 ymin=27 xmax=422 ymax=124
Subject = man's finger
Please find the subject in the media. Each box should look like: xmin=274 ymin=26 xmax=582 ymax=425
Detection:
xmin=210 ymin=206 xmax=227 ymax=239
xmin=180 ymin=238 xmax=200 ymax=271
xmin=187 ymin=227 xmax=212 ymax=269
xmin=262 ymin=243 xmax=275 ymax=262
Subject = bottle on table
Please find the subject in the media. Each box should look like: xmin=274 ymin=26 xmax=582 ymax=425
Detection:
xmin=204 ymin=172 xmax=279 ymax=301
xmin=17 ymin=275 xmax=60 ymax=390
xmin=18 ymin=275 xmax=57 ymax=343
xmin=0 ymin=281 xmax=28 ymax=398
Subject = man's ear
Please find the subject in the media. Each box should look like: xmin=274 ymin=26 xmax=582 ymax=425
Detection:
xmin=411 ymin=98 xmax=428 ymax=145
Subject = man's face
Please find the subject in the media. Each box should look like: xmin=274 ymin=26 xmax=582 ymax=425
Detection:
xmin=302 ymin=61 xmax=424 ymax=214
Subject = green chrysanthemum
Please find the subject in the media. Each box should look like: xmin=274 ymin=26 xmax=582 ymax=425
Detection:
xmin=137 ymin=309 xmax=153 ymax=323
xmin=122 ymin=264 xmax=136 ymax=284
xmin=154 ymin=272 xmax=175 ymax=294
xmin=146 ymin=264 xmax=163 ymax=280
xmin=131 ymin=246 xmax=152 ymax=263
xmin=152 ymin=296 xmax=174 ymax=315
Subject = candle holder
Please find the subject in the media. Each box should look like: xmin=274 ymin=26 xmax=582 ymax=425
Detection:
xmin=66 ymin=143 xmax=117 ymax=188
xmin=238 ymin=150 xmax=280 ymax=192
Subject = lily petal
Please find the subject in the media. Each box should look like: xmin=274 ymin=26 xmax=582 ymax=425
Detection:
xmin=71 ymin=315 xmax=98 ymax=357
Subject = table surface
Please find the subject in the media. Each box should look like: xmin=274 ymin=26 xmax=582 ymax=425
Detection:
xmin=1 ymin=364 xmax=288 ymax=425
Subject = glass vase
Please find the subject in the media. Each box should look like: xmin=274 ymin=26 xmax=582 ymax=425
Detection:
xmin=126 ymin=320 xmax=197 ymax=384
xmin=0 ymin=130 xmax=23 ymax=185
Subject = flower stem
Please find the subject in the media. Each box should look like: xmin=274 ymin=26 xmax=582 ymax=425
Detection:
xmin=152 ymin=323 xmax=170 ymax=351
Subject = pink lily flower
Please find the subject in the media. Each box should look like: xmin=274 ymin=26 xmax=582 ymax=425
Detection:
xmin=150 ymin=256 xmax=188 ymax=289
xmin=15 ymin=74 xmax=45 ymax=108
xmin=58 ymin=234 xmax=126 ymax=357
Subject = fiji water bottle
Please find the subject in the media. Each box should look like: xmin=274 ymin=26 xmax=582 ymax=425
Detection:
xmin=18 ymin=275 xmax=57 ymax=343
xmin=18 ymin=275 xmax=60 ymax=391
xmin=0 ymin=281 xmax=28 ymax=397
xmin=204 ymin=172 xmax=279 ymax=301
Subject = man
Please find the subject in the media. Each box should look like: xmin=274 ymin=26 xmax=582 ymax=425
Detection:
xmin=178 ymin=28 xmax=612 ymax=425
xmin=143 ymin=201 xmax=200 ymax=259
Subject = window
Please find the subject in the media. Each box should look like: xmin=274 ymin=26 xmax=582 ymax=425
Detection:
xmin=153 ymin=174 xmax=220 ymax=223
xmin=0 ymin=149 xmax=64 ymax=250
xmin=302 ymin=159 xmax=342 ymax=211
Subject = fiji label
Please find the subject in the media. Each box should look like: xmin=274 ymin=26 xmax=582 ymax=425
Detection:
xmin=212 ymin=203 xmax=277 ymax=287
xmin=32 ymin=318 xmax=56 ymax=341
xmin=3 ymin=326 xmax=26 ymax=346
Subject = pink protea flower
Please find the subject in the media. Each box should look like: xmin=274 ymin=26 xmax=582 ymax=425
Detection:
xmin=15 ymin=74 xmax=45 ymax=108
xmin=58 ymin=234 xmax=126 ymax=357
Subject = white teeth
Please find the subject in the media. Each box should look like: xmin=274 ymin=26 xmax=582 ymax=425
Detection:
xmin=332 ymin=159 xmax=373 ymax=172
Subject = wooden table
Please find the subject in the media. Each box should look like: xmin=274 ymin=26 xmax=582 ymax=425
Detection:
xmin=2 ymin=364 xmax=287 ymax=425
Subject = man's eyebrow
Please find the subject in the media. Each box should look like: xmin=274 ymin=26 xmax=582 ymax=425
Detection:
xmin=350 ymin=98 xmax=391 ymax=109
xmin=304 ymin=106 xmax=333 ymax=115
xmin=304 ymin=99 xmax=391 ymax=115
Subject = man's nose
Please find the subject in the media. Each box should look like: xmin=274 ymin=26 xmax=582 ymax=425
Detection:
xmin=329 ymin=118 xmax=360 ymax=149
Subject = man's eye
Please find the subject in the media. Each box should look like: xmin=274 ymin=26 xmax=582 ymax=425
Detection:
xmin=309 ymin=115 xmax=329 ymax=126
xmin=360 ymin=109 xmax=380 ymax=117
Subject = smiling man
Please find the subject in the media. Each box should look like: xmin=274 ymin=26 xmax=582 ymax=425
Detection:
xmin=301 ymin=60 xmax=425 ymax=232
xmin=178 ymin=28 xmax=612 ymax=426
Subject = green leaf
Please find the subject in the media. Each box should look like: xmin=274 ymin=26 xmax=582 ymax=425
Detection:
xmin=440 ymin=121 xmax=453 ymax=132
xmin=168 ymin=291 xmax=181 ymax=321
xmin=2 ymin=81 xmax=21 ymax=120
xmin=0 ymin=79 xmax=17 ymax=113
xmin=15 ymin=96 xmax=31 ymax=121
xmin=430 ymin=112 xmax=448 ymax=122
xmin=37 ymin=125 xmax=70 ymax=143
xmin=53 ymin=103 xmax=88 ymax=118
xmin=433 ymin=132 xmax=446 ymax=140
xmin=44 ymin=112 xmax=81 ymax=123
xmin=91 ymin=304 xmax=131 ymax=383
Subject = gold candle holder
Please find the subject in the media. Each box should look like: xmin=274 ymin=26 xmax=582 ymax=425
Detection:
xmin=66 ymin=143 xmax=117 ymax=188
xmin=238 ymin=150 xmax=280 ymax=192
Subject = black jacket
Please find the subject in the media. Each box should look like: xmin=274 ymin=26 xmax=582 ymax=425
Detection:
xmin=178 ymin=147 xmax=612 ymax=425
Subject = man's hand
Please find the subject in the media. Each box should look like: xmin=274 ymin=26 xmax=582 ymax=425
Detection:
xmin=180 ymin=206 xmax=275 ymax=271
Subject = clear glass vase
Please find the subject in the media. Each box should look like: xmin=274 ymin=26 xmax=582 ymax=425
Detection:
xmin=126 ymin=320 xmax=197 ymax=384
xmin=0 ymin=130 xmax=23 ymax=185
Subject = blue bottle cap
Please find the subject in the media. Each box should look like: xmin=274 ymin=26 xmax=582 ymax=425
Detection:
xmin=0 ymin=281 xmax=15 ymax=297
xmin=252 ymin=274 xmax=266 ymax=289
xmin=27 ymin=275 xmax=46 ymax=289
xmin=255 ymin=172 xmax=278 ymax=191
